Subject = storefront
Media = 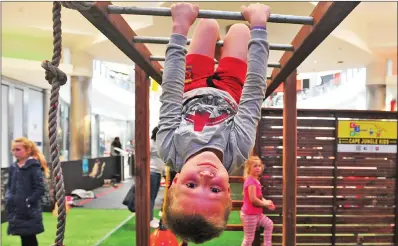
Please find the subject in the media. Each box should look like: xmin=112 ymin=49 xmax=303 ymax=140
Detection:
xmin=1 ymin=76 xmax=45 ymax=168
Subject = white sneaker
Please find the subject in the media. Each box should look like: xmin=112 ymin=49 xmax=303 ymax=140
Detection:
xmin=150 ymin=219 xmax=159 ymax=228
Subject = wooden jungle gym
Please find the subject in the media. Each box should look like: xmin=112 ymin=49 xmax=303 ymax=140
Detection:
xmin=43 ymin=1 xmax=397 ymax=246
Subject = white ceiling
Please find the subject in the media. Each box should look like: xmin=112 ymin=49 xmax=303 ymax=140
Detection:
xmin=1 ymin=1 xmax=397 ymax=88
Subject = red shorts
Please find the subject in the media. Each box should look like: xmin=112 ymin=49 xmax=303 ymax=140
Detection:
xmin=184 ymin=54 xmax=247 ymax=103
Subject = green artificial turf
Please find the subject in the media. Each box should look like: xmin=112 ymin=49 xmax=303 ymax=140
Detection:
xmin=99 ymin=210 xmax=244 ymax=246
xmin=1 ymin=209 xmax=131 ymax=246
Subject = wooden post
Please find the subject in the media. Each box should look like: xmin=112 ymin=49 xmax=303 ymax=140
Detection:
xmin=253 ymin=228 xmax=263 ymax=246
xmin=331 ymin=114 xmax=338 ymax=246
xmin=134 ymin=66 xmax=151 ymax=246
xmin=253 ymin=120 xmax=262 ymax=157
xmin=282 ymin=71 xmax=297 ymax=246
xmin=395 ymin=142 xmax=398 ymax=245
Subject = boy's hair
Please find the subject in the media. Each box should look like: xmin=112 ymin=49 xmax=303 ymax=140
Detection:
xmin=243 ymin=155 xmax=264 ymax=180
xmin=164 ymin=187 xmax=232 ymax=243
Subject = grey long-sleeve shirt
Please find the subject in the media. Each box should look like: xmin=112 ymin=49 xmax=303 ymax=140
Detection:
xmin=156 ymin=29 xmax=269 ymax=174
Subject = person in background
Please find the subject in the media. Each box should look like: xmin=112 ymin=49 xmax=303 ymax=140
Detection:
xmin=149 ymin=126 xmax=166 ymax=228
xmin=241 ymin=156 xmax=275 ymax=246
xmin=110 ymin=137 xmax=122 ymax=156
xmin=126 ymin=139 xmax=135 ymax=155
xmin=126 ymin=139 xmax=135 ymax=176
xmin=5 ymin=137 xmax=47 ymax=246
xmin=111 ymin=137 xmax=123 ymax=182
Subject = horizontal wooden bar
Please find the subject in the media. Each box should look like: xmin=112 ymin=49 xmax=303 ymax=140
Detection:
xmin=133 ymin=36 xmax=294 ymax=51
xmin=108 ymin=6 xmax=314 ymax=25
xmin=261 ymin=108 xmax=398 ymax=119
xmin=226 ymin=224 xmax=395 ymax=234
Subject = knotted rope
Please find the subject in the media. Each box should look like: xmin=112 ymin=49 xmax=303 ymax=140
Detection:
xmin=41 ymin=2 xmax=94 ymax=245
xmin=41 ymin=3 xmax=66 ymax=245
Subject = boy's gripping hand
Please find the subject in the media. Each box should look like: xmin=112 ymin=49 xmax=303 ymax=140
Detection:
xmin=171 ymin=3 xmax=199 ymax=36
xmin=241 ymin=3 xmax=271 ymax=27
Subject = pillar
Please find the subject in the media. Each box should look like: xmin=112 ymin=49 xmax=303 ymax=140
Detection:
xmin=42 ymin=89 xmax=50 ymax=162
xmin=70 ymin=76 xmax=92 ymax=160
xmin=366 ymin=56 xmax=387 ymax=110
xmin=69 ymin=51 xmax=93 ymax=160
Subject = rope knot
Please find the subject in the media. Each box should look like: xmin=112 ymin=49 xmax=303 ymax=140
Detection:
xmin=41 ymin=60 xmax=67 ymax=86
xmin=60 ymin=1 xmax=95 ymax=11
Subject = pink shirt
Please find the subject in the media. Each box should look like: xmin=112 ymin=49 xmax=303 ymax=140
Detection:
xmin=241 ymin=176 xmax=263 ymax=215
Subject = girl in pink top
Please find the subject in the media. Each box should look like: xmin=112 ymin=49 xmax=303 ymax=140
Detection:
xmin=241 ymin=156 xmax=275 ymax=246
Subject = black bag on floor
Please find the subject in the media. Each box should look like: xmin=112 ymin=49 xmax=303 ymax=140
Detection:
xmin=122 ymin=184 xmax=135 ymax=212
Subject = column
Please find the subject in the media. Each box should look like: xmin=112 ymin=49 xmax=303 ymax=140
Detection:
xmin=42 ymin=89 xmax=50 ymax=161
xmin=366 ymin=56 xmax=387 ymax=110
xmin=69 ymin=51 xmax=93 ymax=160
xmin=70 ymin=76 xmax=92 ymax=160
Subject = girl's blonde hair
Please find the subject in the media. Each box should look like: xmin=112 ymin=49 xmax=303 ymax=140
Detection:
xmin=243 ymin=155 xmax=263 ymax=180
xmin=12 ymin=137 xmax=50 ymax=178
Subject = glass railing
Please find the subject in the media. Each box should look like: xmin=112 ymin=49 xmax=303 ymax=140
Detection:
xmin=93 ymin=60 xmax=135 ymax=93
xmin=267 ymin=68 xmax=366 ymax=108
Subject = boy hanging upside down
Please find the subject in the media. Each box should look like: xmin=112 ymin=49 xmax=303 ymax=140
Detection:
xmin=156 ymin=2 xmax=271 ymax=243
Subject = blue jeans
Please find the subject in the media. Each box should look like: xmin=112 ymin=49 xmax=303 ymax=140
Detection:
xmin=150 ymin=172 xmax=162 ymax=221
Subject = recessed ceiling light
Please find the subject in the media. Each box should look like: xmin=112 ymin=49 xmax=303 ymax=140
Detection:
xmin=313 ymin=60 xmax=318 ymax=64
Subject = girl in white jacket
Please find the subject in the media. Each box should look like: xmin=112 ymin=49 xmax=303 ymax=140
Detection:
xmin=149 ymin=126 xmax=165 ymax=228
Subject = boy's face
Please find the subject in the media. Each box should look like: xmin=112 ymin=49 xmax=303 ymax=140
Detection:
xmin=172 ymin=151 xmax=231 ymax=217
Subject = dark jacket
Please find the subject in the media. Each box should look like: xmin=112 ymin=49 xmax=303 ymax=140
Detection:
xmin=5 ymin=158 xmax=45 ymax=236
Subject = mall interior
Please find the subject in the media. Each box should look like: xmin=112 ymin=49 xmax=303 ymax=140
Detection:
xmin=0 ymin=1 xmax=397 ymax=245
xmin=1 ymin=2 xmax=396 ymax=167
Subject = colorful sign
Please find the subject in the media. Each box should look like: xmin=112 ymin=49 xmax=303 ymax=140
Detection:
xmin=337 ymin=120 xmax=397 ymax=153
xmin=82 ymin=158 xmax=89 ymax=176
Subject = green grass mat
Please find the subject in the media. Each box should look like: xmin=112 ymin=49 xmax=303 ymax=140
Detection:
xmin=2 ymin=209 xmax=131 ymax=246
xmin=99 ymin=210 xmax=244 ymax=246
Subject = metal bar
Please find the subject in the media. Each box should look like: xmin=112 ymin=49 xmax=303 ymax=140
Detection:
xmin=108 ymin=6 xmax=314 ymax=25
xmin=159 ymin=69 xmax=272 ymax=80
xmin=78 ymin=2 xmax=163 ymax=84
xmin=265 ymin=1 xmax=360 ymax=99
xmin=282 ymin=70 xmax=297 ymax=246
xmin=134 ymin=66 xmax=151 ymax=246
xmin=150 ymin=56 xmax=281 ymax=68
xmin=133 ymin=36 xmax=294 ymax=52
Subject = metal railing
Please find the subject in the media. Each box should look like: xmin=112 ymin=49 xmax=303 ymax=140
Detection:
xmin=93 ymin=60 xmax=135 ymax=93
xmin=268 ymin=68 xmax=366 ymax=108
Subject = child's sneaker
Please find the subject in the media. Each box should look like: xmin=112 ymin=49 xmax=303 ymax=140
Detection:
xmin=150 ymin=218 xmax=160 ymax=228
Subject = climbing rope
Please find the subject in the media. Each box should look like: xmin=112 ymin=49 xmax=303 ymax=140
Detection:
xmin=41 ymin=2 xmax=93 ymax=245
xmin=59 ymin=1 xmax=94 ymax=11
xmin=41 ymin=2 xmax=67 ymax=245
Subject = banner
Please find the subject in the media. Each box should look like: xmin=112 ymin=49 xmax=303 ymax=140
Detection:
xmin=337 ymin=120 xmax=397 ymax=153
